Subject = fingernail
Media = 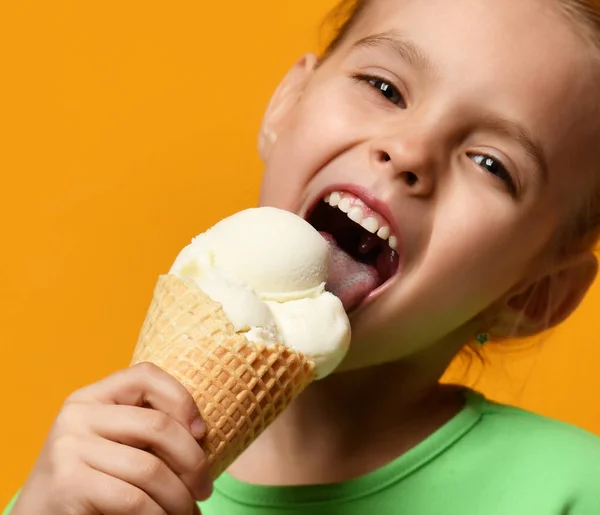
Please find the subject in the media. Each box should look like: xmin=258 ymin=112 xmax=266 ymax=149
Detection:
xmin=190 ymin=416 xmax=206 ymax=438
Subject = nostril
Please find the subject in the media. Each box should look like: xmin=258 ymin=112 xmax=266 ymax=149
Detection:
xmin=405 ymin=172 xmax=418 ymax=186
xmin=378 ymin=151 xmax=391 ymax=162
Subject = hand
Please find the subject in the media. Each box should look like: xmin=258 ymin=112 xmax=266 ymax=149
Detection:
xmin=12 ymin=362 xmax=212 ymax=514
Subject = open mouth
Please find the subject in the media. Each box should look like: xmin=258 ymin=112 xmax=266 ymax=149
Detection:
xmin=306 ymin=190 xmax=400 ymax=312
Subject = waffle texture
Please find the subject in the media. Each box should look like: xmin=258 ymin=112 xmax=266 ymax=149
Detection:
xmin=131 ymin=274 xmax=316 ymax=478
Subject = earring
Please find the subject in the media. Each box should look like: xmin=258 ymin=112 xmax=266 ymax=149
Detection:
xmin=476 ymin=333 xmax=490 ymax=346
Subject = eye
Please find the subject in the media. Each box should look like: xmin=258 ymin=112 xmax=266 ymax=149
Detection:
xmin=470 ymin=153 xmax=518 ymax=197
xmin=353 ymin=74 xmax=406 ymax=108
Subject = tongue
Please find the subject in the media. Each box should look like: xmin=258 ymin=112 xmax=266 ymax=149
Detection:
xmin=321 ymin=233 xmax=381 ymax=312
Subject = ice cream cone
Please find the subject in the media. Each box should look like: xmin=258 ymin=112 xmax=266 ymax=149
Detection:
xmin=131 ymin=274 xmax=316 ymax=479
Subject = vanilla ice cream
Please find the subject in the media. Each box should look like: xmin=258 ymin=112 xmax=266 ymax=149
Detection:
xmin=169 ymin=207 xmax=351 ymax=378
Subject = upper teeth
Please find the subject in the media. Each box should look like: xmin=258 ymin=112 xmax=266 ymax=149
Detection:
xmin=338 ymin=197 xmax=351 ymax=213
xmin=323 ymin=192 xmax=398 ymax=251
xmin=328 ymin=192 xmax=341 ymax=207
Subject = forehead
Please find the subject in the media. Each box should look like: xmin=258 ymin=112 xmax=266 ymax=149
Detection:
xmin=333 ymin=0 xmax=600 ymax=185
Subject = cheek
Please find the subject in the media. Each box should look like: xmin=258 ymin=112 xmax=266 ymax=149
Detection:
xmin=378 ymin=189 xmax=556 ymax=342
xmin=416 ymin=189 xmax=557 ymax=317
xmin=260 ymin=80 xmax=374 ymax=206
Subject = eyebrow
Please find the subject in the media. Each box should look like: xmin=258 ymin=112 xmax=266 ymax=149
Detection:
xmin=351 ymin=30 xmax=435 ymax=76
xmin=350 ymin=31 xmax=548 ymax=183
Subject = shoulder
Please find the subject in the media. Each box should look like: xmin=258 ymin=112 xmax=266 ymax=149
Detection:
xmin=468 ymin=389 xmax=600 ymax=471
xmin=461 ymin=391 xmax=600 ymax=515
xmin=464 ymin=390 xmax=600 ymax=510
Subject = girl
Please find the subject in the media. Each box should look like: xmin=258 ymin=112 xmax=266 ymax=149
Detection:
xmin=6 ymin=0 xmax=600 ymax=513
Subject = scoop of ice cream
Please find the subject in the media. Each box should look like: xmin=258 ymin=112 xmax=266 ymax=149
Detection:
xmin=266 ymin=295 xmax=350 ymax=378
xmin=169 ymin=207 xmax=350 ymax=378
xmin=205 ymin=207 xmax=330 ymax=301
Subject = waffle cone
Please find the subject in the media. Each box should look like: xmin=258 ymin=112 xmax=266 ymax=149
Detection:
xmin=131 ymin=274 xmax=316 ymax=478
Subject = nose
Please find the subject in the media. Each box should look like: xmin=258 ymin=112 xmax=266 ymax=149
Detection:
xmin=370 ymin=133 xmax=436 ymax=197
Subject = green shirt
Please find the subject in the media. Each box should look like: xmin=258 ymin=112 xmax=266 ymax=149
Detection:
xmin=4 ymin=390 xmax=600 ymax=514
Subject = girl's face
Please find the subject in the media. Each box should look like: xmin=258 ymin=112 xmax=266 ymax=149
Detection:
xmin=259 ymin=0 xmax=600 ymax=371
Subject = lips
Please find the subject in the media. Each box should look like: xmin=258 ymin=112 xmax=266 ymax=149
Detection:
xmin=305 ymin=187 xmax=400 ymax=311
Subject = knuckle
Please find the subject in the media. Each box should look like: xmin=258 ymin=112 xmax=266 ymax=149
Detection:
xmin=133 ymin=361 xmax=163 ymax=377
xmin=146 ymin=410 xmax=172 ymax=435
xmin=56 ymin=401 xmax=82 ymax=428
xmin=134 ymin=361 xmax=192 ymax=403
xmin=64 ymin=384 xmax=92 ymax=405
xmin=63 ymin=389 xmax=83 ymax=404
xmin=172 ymin=385 xmax=195 ymax=411
xmin=138 ymin=454 xmax=166 ymax=482
xmin=121 ymin=487 xmax=150 ymax=512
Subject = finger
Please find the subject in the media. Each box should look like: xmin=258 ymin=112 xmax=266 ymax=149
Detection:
xmin=85 ymin=404 xmax=212 ymax=500
xmin=68 ymin=362 xmax=205 ymax=438
xmin=80 ymin=435 xmax=197 ymax=515
xmin=82 ymin=466 xmax=167 ymax=515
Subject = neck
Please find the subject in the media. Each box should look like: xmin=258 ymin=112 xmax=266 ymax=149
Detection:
xmin=228 ymin=334 xmax=468 ymax=486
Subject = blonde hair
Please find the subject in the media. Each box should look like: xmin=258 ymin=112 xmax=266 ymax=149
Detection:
xmin=560 ymin=0 xmax=600 ymax=50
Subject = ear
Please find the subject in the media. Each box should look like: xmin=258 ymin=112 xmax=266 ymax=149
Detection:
xmin=488 ymin=251 xmax=598 ymax=339
xmin=258 ymin=53 xmax=319 ymax=161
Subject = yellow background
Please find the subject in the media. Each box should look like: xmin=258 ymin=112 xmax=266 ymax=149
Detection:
xmin=1 ymin=0 xmax=599 ymax=506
